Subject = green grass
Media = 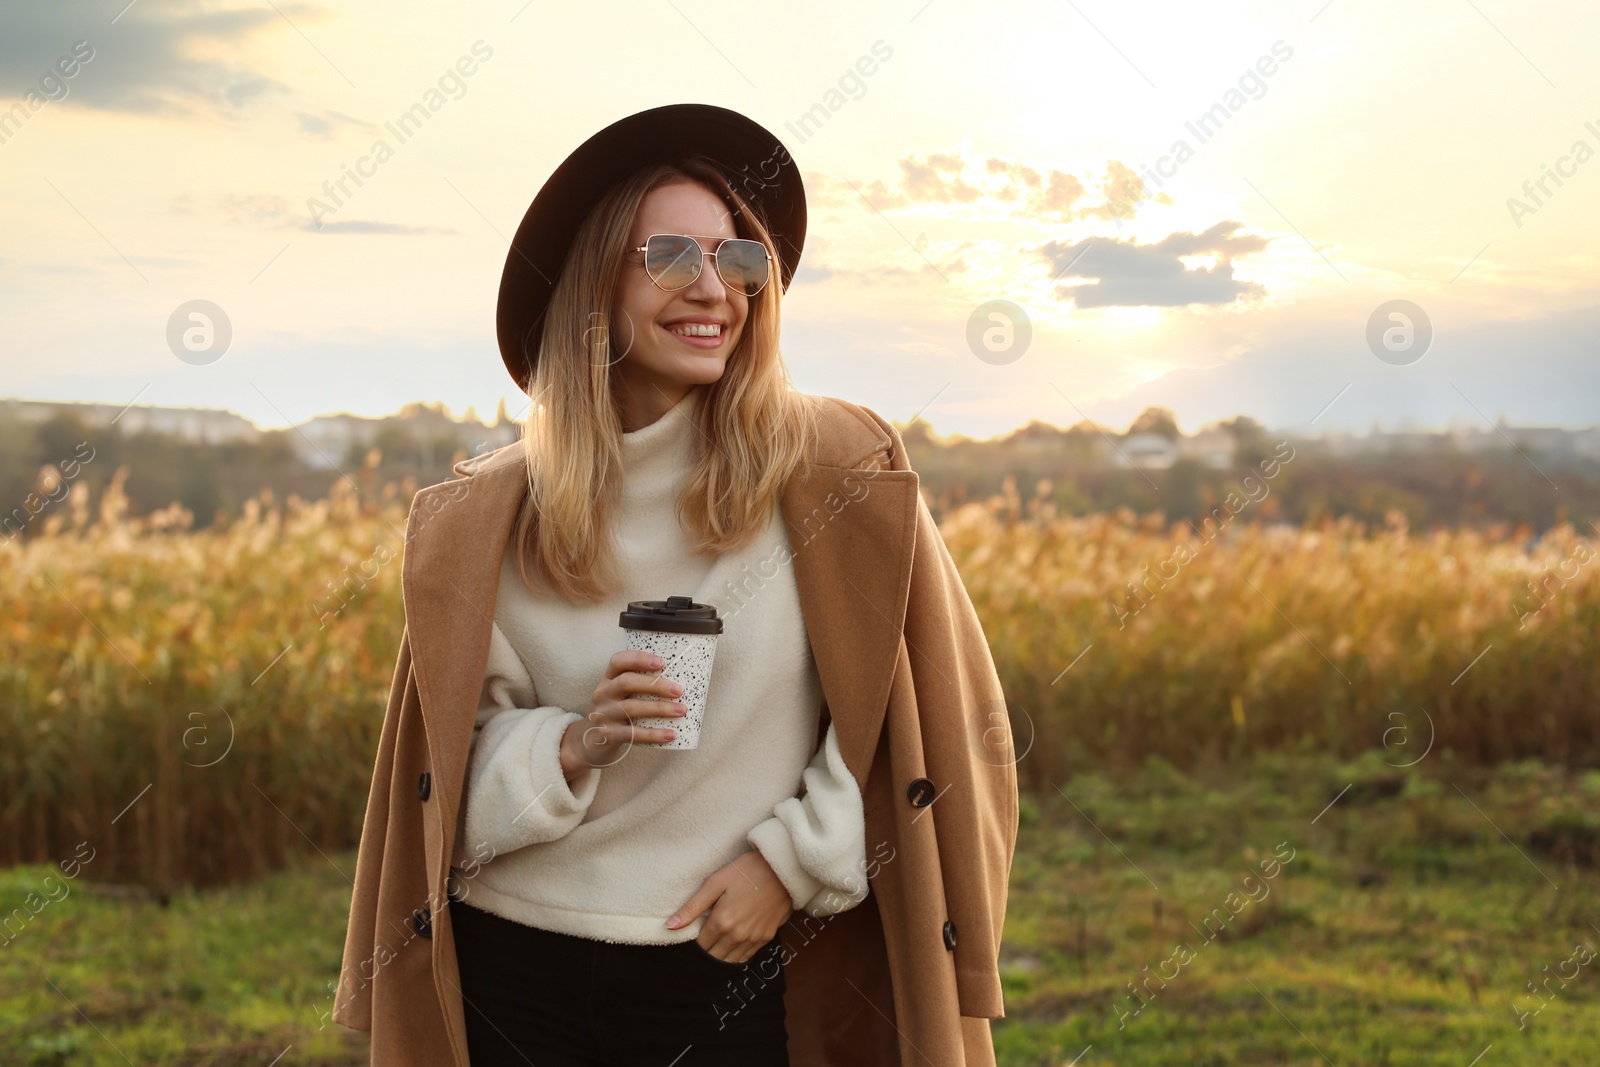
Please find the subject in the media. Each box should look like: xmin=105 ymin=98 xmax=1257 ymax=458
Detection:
xmin=0 ymin=851 xmax=366 ymax=1065
xmin=996 ymin=752 xmax=1600 ymax=1065
xmin=1 ymin=751 xmax=1596 ymax=1065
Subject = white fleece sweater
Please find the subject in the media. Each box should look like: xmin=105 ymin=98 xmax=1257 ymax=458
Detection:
xmin=447 ymin=387 xmax=869 ymax=945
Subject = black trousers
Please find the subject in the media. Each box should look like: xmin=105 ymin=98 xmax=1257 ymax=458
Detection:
xmin=448 ymin=897 xmax=789 ymax=1066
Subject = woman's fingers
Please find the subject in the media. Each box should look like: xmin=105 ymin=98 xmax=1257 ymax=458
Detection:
xmin=622 ymin=697 xmax=685 ymax=719
xmin=577 ymin=651 xmax=687 ymax=759
xmin=578 ymin=696 xmax=684 ymax=755
xmin=696 ymin=928 xmax=766 ymax=963
xmin=606 ymin=648 xmax=661 ymax=674
xmin=625 ymin=717 xmax=676 ymax=745
xmin=609 ymin=669 xmax=682 ymax=701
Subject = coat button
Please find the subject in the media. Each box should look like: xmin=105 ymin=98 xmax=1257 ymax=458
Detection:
xmin=907 ymin=777 xmax=936 ymax=808
xmin=413 ymin=905 xmax=432 ymax=939
xmin=943 ymin=919 xmax=957 ymax=951
xmin=417 ymin=771 xmax=431 ymax=801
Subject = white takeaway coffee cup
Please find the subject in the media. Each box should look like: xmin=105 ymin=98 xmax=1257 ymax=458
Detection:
xmin=618 ymin=596 xmax=722 ymax=750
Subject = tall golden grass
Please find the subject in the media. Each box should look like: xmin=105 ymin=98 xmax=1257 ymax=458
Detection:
xmin=952 ymin=477 xmax=1599 ymax=792
xmin=2 ymin=468 xmax=1594 ymax=887
xmin=2 ymin=465 xmax=410 ymax=891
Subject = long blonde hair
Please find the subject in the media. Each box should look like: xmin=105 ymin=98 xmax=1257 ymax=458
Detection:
xmin=510 ymin=156 xmax=819 ymax=604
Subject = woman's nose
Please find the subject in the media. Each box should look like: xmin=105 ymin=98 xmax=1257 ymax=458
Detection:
xmin=682 ymin=251 xmax=728 ymax=301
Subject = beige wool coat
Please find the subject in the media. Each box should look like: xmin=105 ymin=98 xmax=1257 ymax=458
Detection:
xmin=331 ymin=394 xmax=1020 ymax=1065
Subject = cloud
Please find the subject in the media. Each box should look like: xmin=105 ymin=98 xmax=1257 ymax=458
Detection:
xmin=0 ymin=0 xmax=304 ymax=115
xmin=810 ymin=151 xmax=1171 ymax=229
xmin=793 ymin=263 xmax=835 ymax=284
xmin=984 ymin=156 xmax=1042 ymax=187
xmin=20 ymin=263 xmax=99 ymax=275
xmin=1082 ymin=160 xmax=1171 ymax=223
xmin=898 ymin=152 xmax=984 ymax=203
xmin=792 ymin=260 xmax=923 ymax=286
xmin=211 ymin=193 xmax=297 ymax=226
xmin=296 ymin=109 xmax=375 ymax=138
xmin=302 ymin=220 xmax=453 ymax=235
xmin=805 ymin=172 xmax=908 ymax=212
xmin=1035 ymin=169 xmax=1088 ymax=216
xmin=1039 ymin=221 xmax=1270 ymax=308
xmin=790 ymin=237 xmax=977 ymax=286
xmin=898 ymin=152 xmax=1173 ymax=223
xmin=124 ymin=255 xmax=202 ymax=268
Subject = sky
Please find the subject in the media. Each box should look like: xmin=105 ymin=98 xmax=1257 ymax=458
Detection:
xmin=1 ymin=0 xmax=1596 ymax=440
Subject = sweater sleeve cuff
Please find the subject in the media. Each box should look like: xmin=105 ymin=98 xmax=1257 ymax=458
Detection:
xmin=747 ymin=815 xmax=828 ymax=912
xmin=529 ymin=709 xmax=601 ymax=817
xmin=463 ymin=706 xmax=601 ymax=857
xmin=745 ymin=722 xmax=869 ymax=917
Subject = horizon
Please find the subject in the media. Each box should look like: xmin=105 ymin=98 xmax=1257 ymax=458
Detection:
xmin=4 ymin=391 xmax=1596 ymax=445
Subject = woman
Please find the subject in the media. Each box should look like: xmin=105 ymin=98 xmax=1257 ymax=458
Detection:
xmin=333 ymin=103 xmax=1019 ymax=1067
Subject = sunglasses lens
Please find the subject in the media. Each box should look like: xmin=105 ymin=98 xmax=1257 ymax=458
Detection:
xmin=644 ymin=234 xmax=701 ymax=290
xmin=716 ymin=239 xmax=771 ymax=296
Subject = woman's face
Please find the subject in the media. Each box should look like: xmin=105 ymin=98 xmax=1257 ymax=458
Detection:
xmin=610 ymin=180 xmax=751 ymax=407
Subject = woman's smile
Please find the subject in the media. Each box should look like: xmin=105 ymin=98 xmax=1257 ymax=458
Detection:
xmin=659 ymin=321 xmax=727 ymax=349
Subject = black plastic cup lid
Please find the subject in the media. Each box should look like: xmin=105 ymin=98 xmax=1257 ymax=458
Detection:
xmin=618 ymin=595 xmax=723 ymax=635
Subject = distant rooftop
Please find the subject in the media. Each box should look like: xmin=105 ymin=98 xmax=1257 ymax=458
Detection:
xmin=0 ymin=396 xmax=519 ymax=470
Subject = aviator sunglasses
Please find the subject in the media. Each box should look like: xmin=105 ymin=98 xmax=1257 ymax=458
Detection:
xmin=626 ymin=233 xmax=774 ymax=297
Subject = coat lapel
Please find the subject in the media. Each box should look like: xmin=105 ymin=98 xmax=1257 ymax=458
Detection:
xmin=401 ymin=411 xmax=920 ymax=876
xmin=777 ymin=457 xmax=920 ymax=785
xmin=398 ymin=465 xmax=522 ymax=868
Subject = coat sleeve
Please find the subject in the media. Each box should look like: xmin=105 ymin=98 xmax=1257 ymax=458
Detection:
xmin=906 ymin=471 xmax=1020 ymax=1020
xmin=745 ymin=719 xmax=870 ymax=918
xmin=460 ymin=621 xmax=602 ymax=857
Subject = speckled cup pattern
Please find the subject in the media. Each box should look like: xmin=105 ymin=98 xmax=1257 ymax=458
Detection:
xmin=622 ymin=629 xmax=718 ymax=750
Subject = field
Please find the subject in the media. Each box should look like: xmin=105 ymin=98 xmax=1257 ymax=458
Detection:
xmin=0 ymin=475 xmax=401 ymax=888
xmin=996 ymin=754 xmax=1600 ymax=1065
xmin=1 ymin=754 xmax=1595 ymax=1064
xmin=1 ymin=472 xmax=1597 ymax=1061
xmin=6 ymin=472 xmax=1596 ymax=884
xmin=954 ymin=478 xmax=1599 ymax=789
xmin=0 ymin=852 xmax=366 ymax=1065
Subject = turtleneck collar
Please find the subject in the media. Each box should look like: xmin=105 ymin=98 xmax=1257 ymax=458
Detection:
xmin=619 ymin=386 xmax=701 ymax=486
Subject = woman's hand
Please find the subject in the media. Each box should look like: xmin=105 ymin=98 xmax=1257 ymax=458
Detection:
xmin=559 ymin=649 xmax=686 ymax=779
xmin=665 ymin=850 xmax=793 ymax=963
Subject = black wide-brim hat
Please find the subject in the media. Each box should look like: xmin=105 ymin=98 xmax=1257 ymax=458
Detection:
xmin=496 ymin=102 xmax=807 ymax=392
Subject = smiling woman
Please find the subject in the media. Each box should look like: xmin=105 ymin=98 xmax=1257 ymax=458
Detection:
xmin=333 ymin=103 xmax=1018 ymax=1067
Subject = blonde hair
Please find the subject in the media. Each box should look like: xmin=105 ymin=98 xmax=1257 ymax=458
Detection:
xmin=510 ymin=156 xmax=819 ymax=604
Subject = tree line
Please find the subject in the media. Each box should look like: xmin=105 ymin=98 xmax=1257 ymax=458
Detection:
xmin=3 ymin=405 xmax=1595 ymax=538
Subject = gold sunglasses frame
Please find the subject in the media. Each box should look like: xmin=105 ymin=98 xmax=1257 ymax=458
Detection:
xmin=625 ymin=233 xmax=774 ymax=295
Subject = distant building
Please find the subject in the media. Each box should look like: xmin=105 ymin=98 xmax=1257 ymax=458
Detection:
xmin=1315 ymin=421 xmax=1600 ymax=461
xmin=1178 ymin=427 xmax=1235 ymax=469
xmin=0 ymin=399 xmax=258 ymax=442
xmin=1486 ymin=423 xmax=1600 ymax=460
xmin=292 ymin=406 xmax=520 ymax=469
xmin=1107 ymin=432 xmax=1179 ymax=470
xmin=293 ymin=413 xmax=380 ymax=469
xmin=0 ymin=396 xmax=521 ymax=469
